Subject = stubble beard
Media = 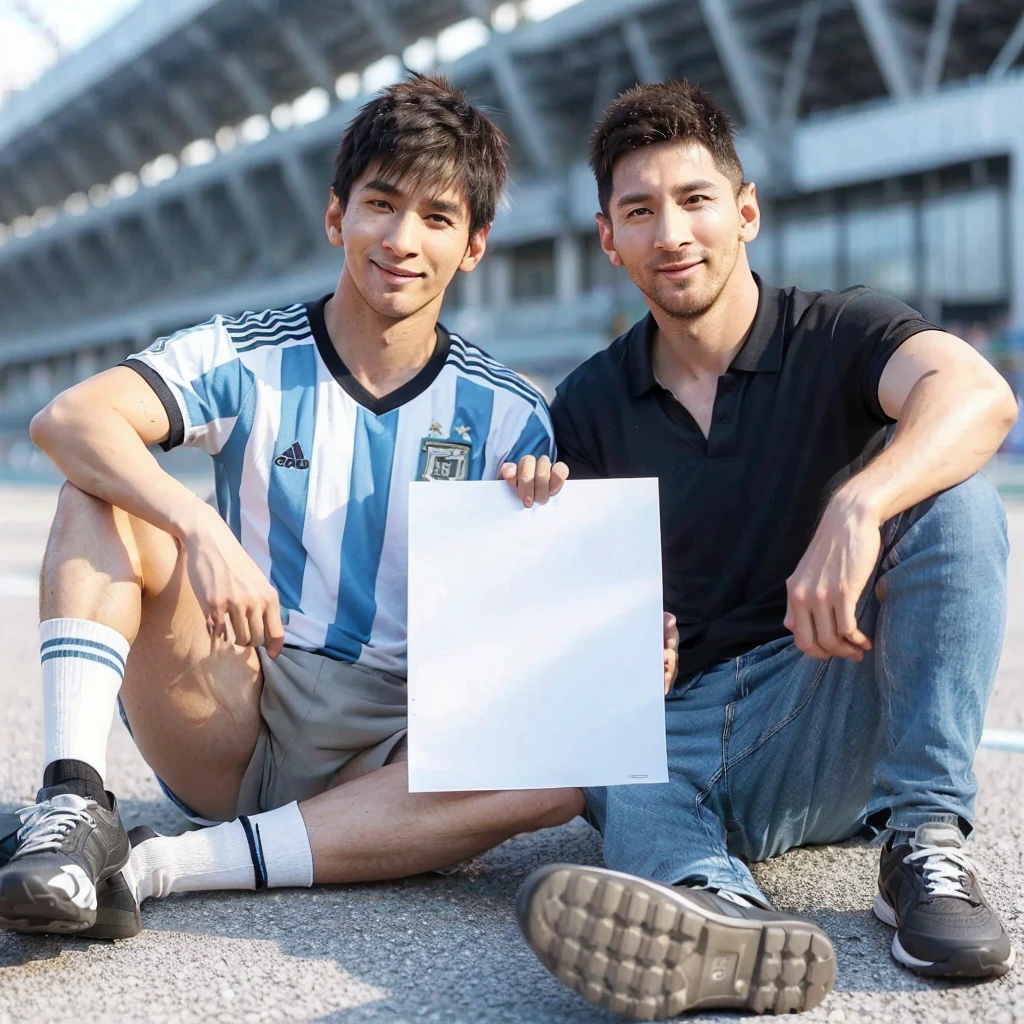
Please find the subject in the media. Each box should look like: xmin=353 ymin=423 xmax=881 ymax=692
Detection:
xmin=641 ymin=243 xmax=740 ymax=323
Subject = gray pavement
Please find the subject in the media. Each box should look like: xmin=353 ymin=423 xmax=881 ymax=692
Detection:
xmin=1 ymin=481 xmax=1023 ymax=1023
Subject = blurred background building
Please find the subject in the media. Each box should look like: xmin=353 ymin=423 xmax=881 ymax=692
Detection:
xmin=2 ymin=0 xmax=1024 ymax=463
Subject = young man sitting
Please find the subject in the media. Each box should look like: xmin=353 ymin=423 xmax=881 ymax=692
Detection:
xmin=0 ymin=75 xmax=584 ymax=939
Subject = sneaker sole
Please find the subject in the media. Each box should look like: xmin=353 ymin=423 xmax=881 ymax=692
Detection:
xmin=0 ymin=874 xmax=96 ymax=934
xmin=517 ymin=864 xmax=835 ymax=1020
xmin=873 ymin=894 xmax=1015 ymax=979
xmin=78 ymin=871 xmax=142 ymax=941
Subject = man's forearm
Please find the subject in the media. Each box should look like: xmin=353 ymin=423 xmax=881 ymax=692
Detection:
xmin=834 ymin=369 xmax=1017 ymax=527
xmin=31 ymin=402 xmax=213 ymax=542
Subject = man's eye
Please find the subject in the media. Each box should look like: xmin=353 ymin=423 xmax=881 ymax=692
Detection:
xmin=429 ymin=215 xmax=453 ymax=226
xmin=686 ymin=195 xmax=711 ymax=205
xmin=627 ymin=207 xmax=652 ymax=218
xmin=369 ymin=199 xmax=392 ymax=210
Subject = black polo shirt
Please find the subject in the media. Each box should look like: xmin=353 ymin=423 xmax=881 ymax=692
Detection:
xmin=551 ymin=279 xmax=937 ymax=680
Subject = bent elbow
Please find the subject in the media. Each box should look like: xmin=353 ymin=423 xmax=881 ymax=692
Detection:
xmin=993 ymin=377 xmax=1019 ymax=433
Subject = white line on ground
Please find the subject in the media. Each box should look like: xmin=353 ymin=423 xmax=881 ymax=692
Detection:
xmin=980 ymin=728 xmax=1024 ymax=753
xmin=0 ymin=574 xmax=35 ymax=598
xmin=4 ymin=562 xmax=1024 ymax=756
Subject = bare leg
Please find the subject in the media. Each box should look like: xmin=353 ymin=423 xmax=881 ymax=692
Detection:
xmin=39 ymin=482 xmax=262 ymax=821
xmin=42 ymin=484 xmax=586 ymax=884
xmin=301 ymin=758 xmax=585 ymax=883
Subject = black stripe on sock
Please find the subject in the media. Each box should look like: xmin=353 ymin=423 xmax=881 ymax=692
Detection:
xmin=239 ymin=816 xmax=268 ymax=890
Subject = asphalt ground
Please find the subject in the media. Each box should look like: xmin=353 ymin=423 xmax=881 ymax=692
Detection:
xmin=1 ymin=476 xmax=1023 ymax=1023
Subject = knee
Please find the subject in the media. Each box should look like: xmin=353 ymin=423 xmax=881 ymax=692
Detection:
xmin=933 ymin=473 xmax=1008 ymax=555
xmin=901 ymin=473 xmax=1008 ymax=564
xmin=48 ymin=482 xmax=159 ymax=585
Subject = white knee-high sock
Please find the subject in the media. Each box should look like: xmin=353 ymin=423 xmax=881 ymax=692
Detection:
xmin=130 ymin=802 xmax=314 ymax=901
xmin=40 ymin=617 xmax=130 ymax=784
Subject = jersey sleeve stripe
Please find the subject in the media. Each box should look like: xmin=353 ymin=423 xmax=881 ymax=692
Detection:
xmin=120 ymin=358 xmax=186 ymax=451
xmin=450 ymin=335 xmax=550 ymax=407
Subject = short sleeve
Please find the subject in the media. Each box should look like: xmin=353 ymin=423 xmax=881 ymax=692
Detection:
xmin=121 ymin=316 xmax=250 ymax=454
xmin=830 ymin=289 xmax=938 ymax=424
xmin=550 ymin=389 xmax=601 ymax=480
xmin=505 ymin=402 xmax=557 ymax=463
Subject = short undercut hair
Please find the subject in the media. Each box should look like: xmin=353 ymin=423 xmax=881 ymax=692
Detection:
xmin=589 ymin=80 xmax=745 ymax=216
xmin=332 ymin=74 xmax=509 ymax=237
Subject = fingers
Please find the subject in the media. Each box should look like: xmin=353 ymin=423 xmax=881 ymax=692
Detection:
xmin=549 ymin=461 xmax=569 ymax=498
xmin=499 ymin=462 xmax=518 ymax=492
xmin=227 ymin=604 xmax=250 ymax=649
xmin=246 ymin=605 xmax=265 ymax=650
xmin=500 ymin=455 xmax=570 ymax=507
xmin=663 ymin=612 xmax=678 ymax=648
xmin=814 ymin=606 xmax=866 ymax=662
xmin=517 ymin=455 xmax=536 ymax=507
xmin=783 ymin=600 xmax=830 ymax=660
xmin=786 ymin=590 xmax=870 ymax=662
xmin=663 ymin=612 xmax=679 ymax=694
xmin=264 ymin=595 xmax=286 ymax=660
xmin=834 ymin=599 xmax=872 ymax=653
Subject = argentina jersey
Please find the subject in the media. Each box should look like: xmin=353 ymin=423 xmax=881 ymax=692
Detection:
xmin=123 ymin=295 xmax=555 ymax=676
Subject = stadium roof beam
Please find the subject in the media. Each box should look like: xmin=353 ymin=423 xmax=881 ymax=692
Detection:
xmin=851 ymin=0 xmax=916 ymax=99
xmin=461 ymin=0 xmax=555 ymax=173
xmin=780 ymin=0 xmax=823 ymax=123
xmin=988 ymin=8 xmax=1024 ymax=80
xmin=225 ymin=170 xmax=276 ymax=264
xmin=622 ymin=17 xmax=665 ymax=83
xmin=39 ymin=127 xmax=96 ymax=198
xmin=185 ymin=24 xmax=275 ymax=115
xmin=278 ymin=18 xmax=339 ymax=96
xmin=921 ymin=0 xmax=958 ymax=93
xmin=280 ymin=152 xmax=328 ymax=242
xmin=101 ymin=121 xmax=144 ymax=171
xmin=180 ymin=191 xmax=233 ymax=275
xmin=697 ymin=0 xmax=773 ymax=133
xmin=349 ymin=0 xmax=412 ymax=57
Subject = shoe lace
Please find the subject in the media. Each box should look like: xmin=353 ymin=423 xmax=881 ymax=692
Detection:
xmin=13 ymin=797 xmax=96 ymax=858
xmin=903 ymin=843 xmax=975 ymax=901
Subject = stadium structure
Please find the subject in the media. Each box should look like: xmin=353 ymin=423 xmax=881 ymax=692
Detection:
xmin=1 ymin=0 xmax=1024 ymax=442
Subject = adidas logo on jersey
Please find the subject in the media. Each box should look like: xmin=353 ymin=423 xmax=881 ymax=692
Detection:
xmin=275 ymin=442 xmax=309 ymax=470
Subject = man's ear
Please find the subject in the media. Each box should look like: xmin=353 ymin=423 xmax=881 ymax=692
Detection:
xmin=596 ymin=213 xmax=623 ymax=267
xmin=738 ymin=182 xmax=760 ymax=244
xmin=459 ymin=225 xmax=490 ymax=272
xmin=325 ymin=189 xmax=345 ymax=248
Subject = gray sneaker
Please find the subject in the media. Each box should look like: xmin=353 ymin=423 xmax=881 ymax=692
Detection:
xmin=517 ymin=863 xmax=835 ymax=1020
xmin=875 ymin=822 xmax=1014 ymax=978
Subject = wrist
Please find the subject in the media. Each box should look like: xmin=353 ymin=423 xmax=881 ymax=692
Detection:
xmin=828 ymin=482 xmax=888 ymax=529
xmin=171 ymin=494 xmax=221 ymax=546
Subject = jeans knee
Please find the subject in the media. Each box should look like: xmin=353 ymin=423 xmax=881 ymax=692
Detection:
xmin=902 ymin=473 xmax=1008 ymax=563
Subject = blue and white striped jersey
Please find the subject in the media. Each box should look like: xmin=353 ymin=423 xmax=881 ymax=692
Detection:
xmin=124 ymin=296 xmax=554 ymax=676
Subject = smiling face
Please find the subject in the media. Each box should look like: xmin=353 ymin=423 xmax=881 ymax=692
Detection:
xmin=597 ymin=141 xmax=759 ymax=320
xmin=326 ymin=164 xmax=487 ymax=323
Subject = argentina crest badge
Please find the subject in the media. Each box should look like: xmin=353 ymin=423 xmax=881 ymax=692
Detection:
xmin=420 ymin=439 xmax=471 ymax=480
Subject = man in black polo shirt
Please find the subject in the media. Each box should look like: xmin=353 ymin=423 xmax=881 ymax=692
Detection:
xmin=509 ymin=80 xmax=1018 ymax=1019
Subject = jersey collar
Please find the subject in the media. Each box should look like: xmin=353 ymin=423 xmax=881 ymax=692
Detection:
xmin=306 ymin=294 xmax=453 ymax=416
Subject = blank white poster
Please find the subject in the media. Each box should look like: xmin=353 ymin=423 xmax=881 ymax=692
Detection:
xmin=407 ymin=478 xmax=668 ymax=792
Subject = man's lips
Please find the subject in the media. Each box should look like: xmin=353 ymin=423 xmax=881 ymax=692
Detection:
xmin=371 ymin=260 xmax=424 ymax=281
xmin=654 ymin=260 xmax=703 ymax=278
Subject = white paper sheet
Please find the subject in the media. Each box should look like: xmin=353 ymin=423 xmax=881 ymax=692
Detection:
xmin=407 ymin=478 xmax=668 ymax=792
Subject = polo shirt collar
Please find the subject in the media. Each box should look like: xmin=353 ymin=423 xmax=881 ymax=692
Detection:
xmin=627 ymin=274 xmax=784 ymax=397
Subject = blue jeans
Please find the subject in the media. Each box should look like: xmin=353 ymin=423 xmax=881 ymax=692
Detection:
xmin=584 ymin=473 xmax=1009 ymax=905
